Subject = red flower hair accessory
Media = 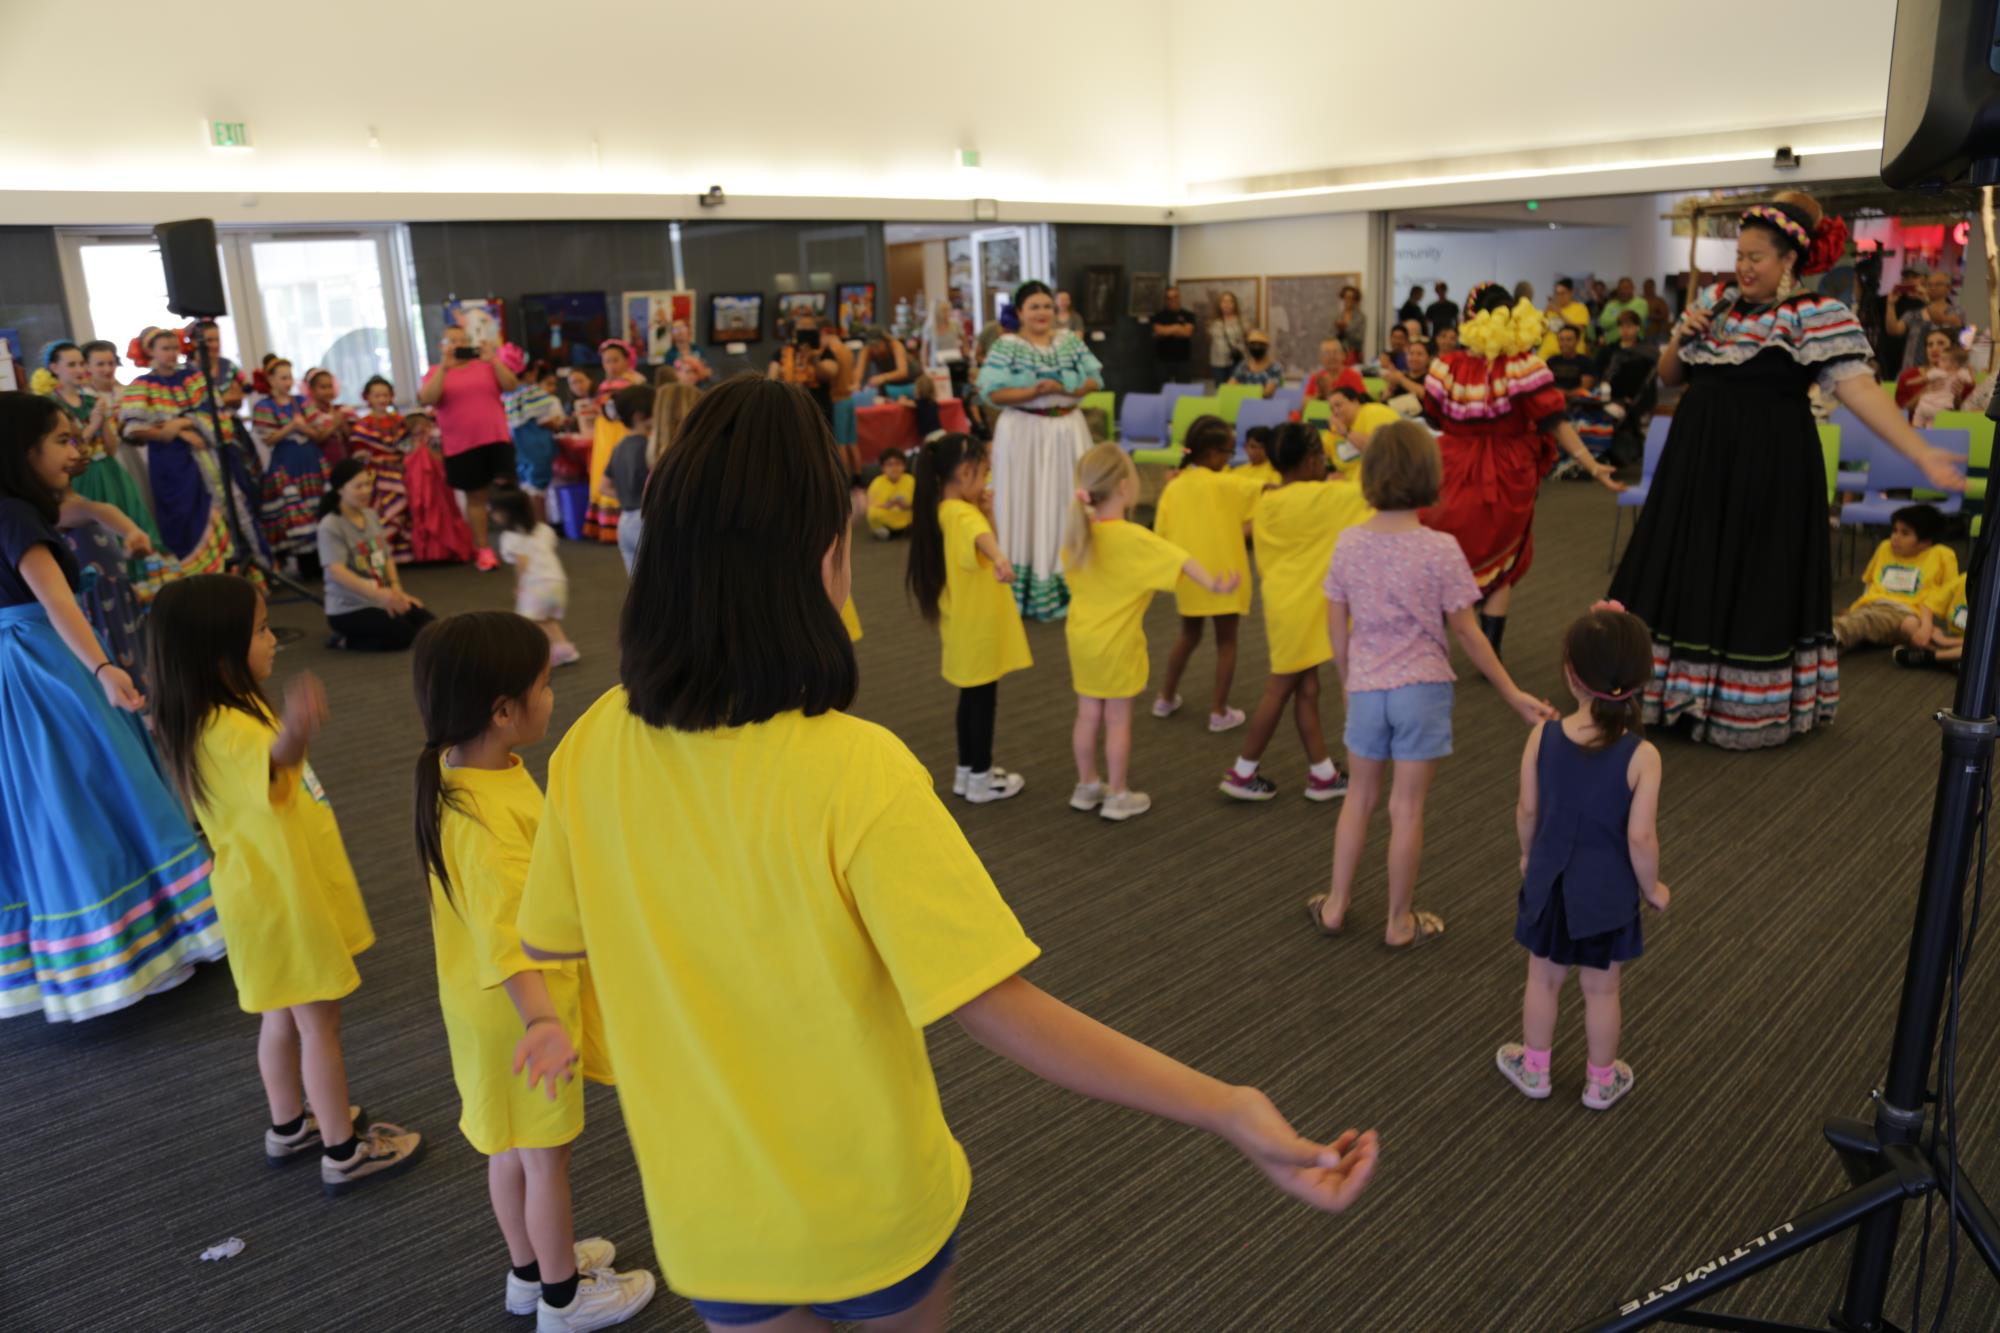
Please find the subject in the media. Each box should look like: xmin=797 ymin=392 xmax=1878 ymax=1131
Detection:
xmin=1802 ymin=215 xmax=1850 ymax=276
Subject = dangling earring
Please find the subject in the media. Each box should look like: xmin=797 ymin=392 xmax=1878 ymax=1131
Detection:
xmin=1776 ymin=268 xmax=1800 ymax=301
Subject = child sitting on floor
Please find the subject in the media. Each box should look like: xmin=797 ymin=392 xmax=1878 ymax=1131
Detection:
xmin=1896 ymin=569 xmax=1970 ymax=671
xmin=867 ymin=448 xmax=916 ymax=540
xmin=1833 ymin=504 xmax=1958 ymax=651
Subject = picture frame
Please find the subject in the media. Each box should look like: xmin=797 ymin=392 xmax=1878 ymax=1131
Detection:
xmin=1128 ymin=272 xmax=1166 ymax=320
xmin=622 ymin=290 xmax=698 ymax=363
xmin=773 ymin=291 xmax=829 ymax=338
xmin=709 ymin=292 xmax=765 ymax=346
xmin=1082 ymin=265 xmax=1121 ymax=327
xmin=442 ymin=297 xmax=505 ymax=348
xmin=1173 ymin=277 xmax=1261 ymax=337
xmin=835 ymin=282 xmax=878 ymax=338
xmin=519 ymin=291 xmax=610 ymax=369
xmin=1263 ymin=273 xmax=1362 ymax=380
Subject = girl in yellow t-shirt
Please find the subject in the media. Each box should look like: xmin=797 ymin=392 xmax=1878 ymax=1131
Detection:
xmin=867 ymin=448 xmax=917 ymax=538
xmin=1153 ymin=416 xmax=1264 ymax=733
xmin=1062 ymin=442 xmax=1238 ymax=822
xmin=513 ymin=377 xmax=1376 ymax=1325
xmin=907 ymin=432 xmax=1033 ymax=804
xmin=1222 ymin=422 xmax=1374 ymax=803
xmin=411 ymin=612 xmax=654 ymax=1329
xmin=147 ymin=575 xmax=424 ymax=1196
xmin=1235 ymin=424 xmax=1281 ymax=487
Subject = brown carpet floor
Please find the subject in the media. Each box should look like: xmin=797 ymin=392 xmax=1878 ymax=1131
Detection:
xmin=3 ymin=480 xmax=1997 ymax=1331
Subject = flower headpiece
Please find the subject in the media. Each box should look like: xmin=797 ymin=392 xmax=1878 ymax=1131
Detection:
xmin=1459 ymin=295 xmax=1546 ymax=360
xmin=28 ymin=368 xmax=57 ymax=395
xmin=1802 ymin=215 xmax=1850 ymax=276
xmin=597 ymin=337 xmax=637 ymax=365
xmin=1741 ymin=205 xmax=1811 ymax=255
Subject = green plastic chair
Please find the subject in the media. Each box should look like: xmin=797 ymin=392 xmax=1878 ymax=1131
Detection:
xmin=1818 ymin=422 xmax=1839 ymax=505
xmin=1169 ymin=395 xmax=1222 ymax=446
xmin=1215 ymin=384 xmax=1262 ymax=423
xmin=1079 ymin=390 xmax=1116 ymax=438
xmin=1934 ymin=409 xmax=1993 ymax=535
xmin=1362 ymin=377 xmax=1388 ymax=400
xmin=1303 ymin=399 xmax=1333 ymax=425
xmin=1132 ymin=446 xmax=1183 ymax=468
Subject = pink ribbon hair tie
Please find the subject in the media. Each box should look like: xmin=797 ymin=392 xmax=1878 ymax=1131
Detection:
xmin=1075 ymin=488 xmax=1094 ymax=504
xmin=1590 ymin=598 xmax=1626 ymax=615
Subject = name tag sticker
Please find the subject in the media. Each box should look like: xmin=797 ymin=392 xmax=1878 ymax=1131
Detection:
xmin=1880 ymin=565 xmax=1921 ymax=595
xmin=1335 ymin=438 xmax=1362 ymax=464
xmin=1954 ymin=604 xmax=1969 ymax=630
xmin=301 ymin=762 xmax=330 ymax=805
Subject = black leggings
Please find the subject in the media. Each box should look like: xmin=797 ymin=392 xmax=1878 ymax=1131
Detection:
xmin=956 ymin=683 xmax=998 ymax=772
xmin=327 ymin=606 xmax=435 ymax=652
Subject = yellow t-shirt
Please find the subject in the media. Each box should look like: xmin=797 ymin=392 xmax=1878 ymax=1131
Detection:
xmin=431 ymin=756 xmax=611 ymax=1156
xmin=1851 ymin=540 xmax=1959 ymax=613
xmin=1325 ymin=403 xmax=1401 ymax=474
xmin=1154 ymin=466 xmax=1261 ymax=617
xmin=193 ymin=705 xmax=372 ymax=1014
xmin=1060 ymin=519 xmax=1189 ymax=698
xmin=840 ymin=594 xmax=861 ymax=641
xmin=867 ymin=473 xmax=916 ymax=531
xmin=937 ymin=498 xmax=1032 ymax=688
xmin=1925 ymin=572 xmax=1971 ymax=637
xmin=1538 ymin=300 xmax=1594 ymax=357
xmin=1233 ymin=460 xmax=1280 ymax=488
xmin=1253 ymin=481 xmax=1375 ymax=674
xmin=518 ymin=696 xmax=1039 ymax=1304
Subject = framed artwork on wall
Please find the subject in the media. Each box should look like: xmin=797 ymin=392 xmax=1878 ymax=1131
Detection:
xmin=520 ymin=291 xmax=609 ymax=369
xmin=1263 ymin=274 xmax=1361 ymax=379
xmin=1173 ymin=277 xmax=1261 ymax=336
xmin=443 ymin=297 xmax=505 ymax=348
xmin=835 ymin=282 xmax=877 ymax=337
xmin=622 ymin=290 xmax=697 ymax=362
xmin=1128 ymin=272 xmax=1166 ymax=319
xmin=1081 ymin=265 xmax=1121 ymax=327
xmin=709 ymin=292 xmax=765 ymax=346
xmin=773 ymin=291 xmax=829 ymax=337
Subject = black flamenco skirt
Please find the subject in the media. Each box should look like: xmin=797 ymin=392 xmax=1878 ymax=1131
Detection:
xmin=1608 ymin=362 xmax=1837 ymax=750
xmin=1514 ymin=875 xmax=1644 ymax=970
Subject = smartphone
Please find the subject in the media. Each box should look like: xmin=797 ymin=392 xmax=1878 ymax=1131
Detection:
xmin=794 ymin=325 xmax=820 ymax=349
xmin=453 ymin=345 xmax=479 ymax=361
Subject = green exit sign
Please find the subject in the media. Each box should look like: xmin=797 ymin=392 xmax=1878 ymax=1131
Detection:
xmin=209 ymin=121 xmax=250 ymax=149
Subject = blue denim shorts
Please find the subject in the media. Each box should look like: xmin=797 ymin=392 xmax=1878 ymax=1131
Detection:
xmin=1344 ymin=681 xmax=1454 ymax=762
xmin=689 ymin=1231 xmax=958 ymax=1326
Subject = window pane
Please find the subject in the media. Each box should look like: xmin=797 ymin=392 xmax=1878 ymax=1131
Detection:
xmin=77 ymin=243 xmax=239 ymax=367
xmin=251 ymin=238 xmax=391 ymax=404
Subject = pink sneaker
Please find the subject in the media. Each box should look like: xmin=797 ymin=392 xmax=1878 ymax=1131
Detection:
xmin=474 ymin=548 xmax=500 ymax=572
xmin=1304 ymin=768 xmax=1349 ymax=802
xmin=549 ymin=643 xmax=581 ymax=667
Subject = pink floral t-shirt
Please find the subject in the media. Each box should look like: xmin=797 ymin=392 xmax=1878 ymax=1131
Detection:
xmin=1322 ymin=525 xmax=1481 ymax=693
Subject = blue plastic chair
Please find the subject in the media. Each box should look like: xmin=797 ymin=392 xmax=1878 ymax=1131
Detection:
xmin=1119 ymin=393 xmax=1168 ymax=446
xmin=1270 ymin=385 xmax=1304 ymax=415
xmin=1161 ymin=382 xmax=1206 ymax=422
xmin=1235 ymin=398 xmax=1292 ymax=455
xmin=1829 ymin=406 xmax=1874 ymax=492
xmin=1839 ymin=428 xmax=1968 ymax=529
xmin=1605 ymin=415 xmax=1673 ymax=570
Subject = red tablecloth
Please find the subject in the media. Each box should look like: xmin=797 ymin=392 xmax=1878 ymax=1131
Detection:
xmin=856 ymin=398 xmax=971 ymax=463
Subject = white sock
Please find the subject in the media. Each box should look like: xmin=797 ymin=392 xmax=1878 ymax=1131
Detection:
xmin=1232 ymin=758 xmax=1259 ymax=778
xmin=1310 ymin=758 xmax=1337 ymax=780
xmin=954 ymin=765 xmax=971 ymax=779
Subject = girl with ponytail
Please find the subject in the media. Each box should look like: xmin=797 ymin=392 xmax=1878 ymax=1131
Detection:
xmin=1063 ymin=442 xmax=1238 ymax=822
xmin=410 ymin=612 xmax=652 ymax=1326
xmin=1496 ymin=601 xmax=1669 ymax=1112
xmin=905 ymin=431 xmax=1033 ymax=802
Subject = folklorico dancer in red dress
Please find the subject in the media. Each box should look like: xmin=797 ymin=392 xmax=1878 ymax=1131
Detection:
xmin=1419 ymin=283 xmax=1622 ymax=655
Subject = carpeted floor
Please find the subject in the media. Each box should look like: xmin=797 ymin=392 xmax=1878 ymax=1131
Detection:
xmin=4 ymin=480 xmax=1998 ymax=1332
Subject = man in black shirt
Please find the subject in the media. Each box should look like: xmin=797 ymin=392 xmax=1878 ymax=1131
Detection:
xmin=1545 ymin=325 xmax=1596 ymax=395
xmin=1150 ymin=286 xmax=1197 ymax=389
xmin=1423 ymin=282 xmax=1458 ymax=338
xmin=1397 ymin=285 xmax=1425 ymax=328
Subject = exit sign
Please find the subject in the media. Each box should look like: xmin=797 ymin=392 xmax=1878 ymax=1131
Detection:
xmin=209 ymin=121 xmax=250 ymax=149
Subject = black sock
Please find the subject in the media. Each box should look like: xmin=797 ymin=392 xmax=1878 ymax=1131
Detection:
xmin=323 ymin=1135 xmax=359 ymax=1162
xmin=542 ymin=1273 xmax=581 ymax=1309
xmin=1479 ymin=613 xmax=1506 ymax=655
xmin=512 ymin=1261 xmax=540 ymax=1283
xmin=271 ymin=1113 xmax=306 ymax=1137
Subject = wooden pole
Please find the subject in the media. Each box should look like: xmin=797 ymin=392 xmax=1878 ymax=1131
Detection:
xmin=1983 ymin=186 xmax=1999 ymax=367
xmin=1688 ymin=203 xmax=1703 ymax=303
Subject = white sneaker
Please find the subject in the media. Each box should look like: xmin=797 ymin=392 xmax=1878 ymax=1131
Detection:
xmin=951 ymin=766 xmax=970 ymax=796
xmin=319 ymin=1121 xmax=424 ymax=1196
xmin=964 ymin=768 xmax=1025 ymax=804
xmin=507 ymin=1239 xmax=618 ymax=1315
xmin=537 ymin=1267 xmax=657 ymax=1331
xmin=1207 ymin=707 xmax=1246 ymax=733
xmin=1069 ymin=781 xmax=1105 ymax=811
xmin=1151 ymin=695 xmax=1182 ymax=719
xmin=1099 ymin=790 xmax=1153 ymax=822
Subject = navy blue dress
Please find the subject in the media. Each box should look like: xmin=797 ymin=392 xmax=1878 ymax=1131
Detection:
xmin=1515 ymin=721 xmax=1645 ymax=969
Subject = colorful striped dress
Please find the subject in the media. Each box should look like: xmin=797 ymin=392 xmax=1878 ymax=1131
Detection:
xmin=118 ymin=368 xmax=241 ymax=577
xmin=249 ymin=393 xmax=327 ymax=564
xmin=584 ymin=373 xmax=644 ymax=543
xmin=349 ymin=410 xmax=413 ymax=563
xmin=49 ymin=387 xmax=164 ymax=549
xmin=1609 ymin=284 xmax=1870 ymax=750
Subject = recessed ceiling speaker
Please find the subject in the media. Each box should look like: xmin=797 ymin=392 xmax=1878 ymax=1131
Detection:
xmin=154 ymin=218 xmax=227 ymax=319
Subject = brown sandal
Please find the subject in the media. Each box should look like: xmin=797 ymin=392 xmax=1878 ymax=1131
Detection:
xmin=1304 ymin=893 xmax=1343 ymax=938
xmin=1383 ymin=908 xmax=1445 ymax=949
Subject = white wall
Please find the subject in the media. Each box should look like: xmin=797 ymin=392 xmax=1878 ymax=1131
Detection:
xmin=1172 ymin=213 xmax=1373 ymax=281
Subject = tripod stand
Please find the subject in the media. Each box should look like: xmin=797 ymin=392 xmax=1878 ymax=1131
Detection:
xmin=1568 ymin=198 xmax=2000 ymax=1333
xmin=187 ymin=336 xmax=314 ymax=604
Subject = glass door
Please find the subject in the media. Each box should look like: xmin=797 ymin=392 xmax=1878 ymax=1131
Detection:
xmin=967 ymin=225 xmax=1053 ymax=331
xmin=241 ymin=235 xmax=400 ymax=404
xmin=61 ymin=235 xmax=242 ymax=366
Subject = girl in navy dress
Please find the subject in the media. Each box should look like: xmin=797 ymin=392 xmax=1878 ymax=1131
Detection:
xmin=1497 ymin=602 xmax=1670 ymax=1111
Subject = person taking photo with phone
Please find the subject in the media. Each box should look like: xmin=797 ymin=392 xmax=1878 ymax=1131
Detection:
xmin=418 ymin=325 xmax=517 ymax=570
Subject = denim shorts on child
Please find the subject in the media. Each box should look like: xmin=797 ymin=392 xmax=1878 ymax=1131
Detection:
xmin=688 ymin=1230 xmax=958 ymax=1326
xmin=1344 ymin=681 xmax=1454 ymax=762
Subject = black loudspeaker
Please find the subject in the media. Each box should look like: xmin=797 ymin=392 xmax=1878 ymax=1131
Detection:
xmin=1882 ymin=0 xmax=2000 ymax=187
xmin=153 ymin=218 xmax=227 ymax=319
